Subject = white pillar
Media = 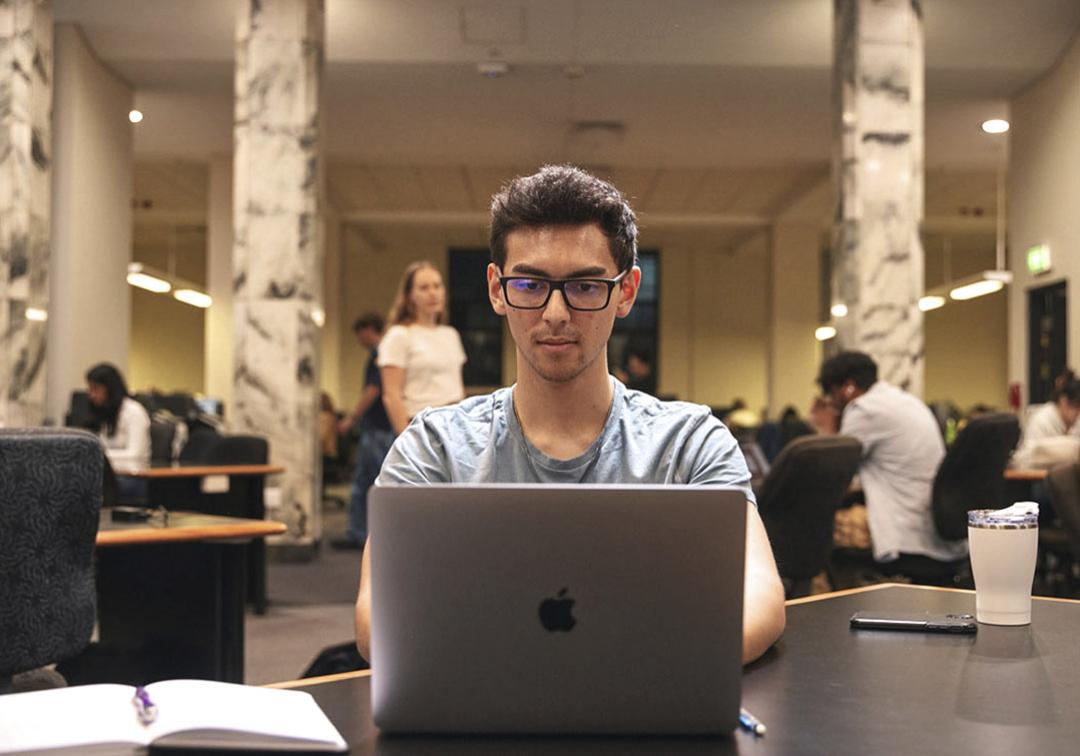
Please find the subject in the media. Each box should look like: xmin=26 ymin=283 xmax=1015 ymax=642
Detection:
xmin=233 ymin=0 xmax=324 ymax=547
xmin=205 ymin=154 xmax=234 ymax=412
xmin=0 ymin=1 xmax=51 ymax=427
xmin=47 ymin=24 xmax=133 ymax=424
xmin=832 ymin=0 xmax=925 ymax=394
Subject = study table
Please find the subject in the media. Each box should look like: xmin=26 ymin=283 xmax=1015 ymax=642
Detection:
xmin=273 ymin=584 xmax=1080 ymax=755
xmin=59 ymin=511 xmax=286 ymax=687
xmin=115 ymin=462 xmax=284 ymax=613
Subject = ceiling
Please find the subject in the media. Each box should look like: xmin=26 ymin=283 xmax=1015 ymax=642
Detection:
xmin=72 ymin=1 xmax=1080 ymax=236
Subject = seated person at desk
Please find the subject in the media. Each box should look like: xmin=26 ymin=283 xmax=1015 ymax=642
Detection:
xmin=87 ymin=363 xmax=151 ymax=500
xmin=811 ymin=352 xmax=967 ymax=585
xmin=355 ymin=165 xmax=786 ymax=664
xmin=1011 ymin=378 xmax=1080 ymax=469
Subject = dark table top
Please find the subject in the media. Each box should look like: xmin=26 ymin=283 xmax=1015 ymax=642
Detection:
xmin=283 ymin=584 xmax=1080 ymax=755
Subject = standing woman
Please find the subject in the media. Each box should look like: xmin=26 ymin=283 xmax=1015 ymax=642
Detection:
xmin=379 ymin=261 xmax=466 ymax=434
xmin=86 ymin=363 xmax=152 ymax=500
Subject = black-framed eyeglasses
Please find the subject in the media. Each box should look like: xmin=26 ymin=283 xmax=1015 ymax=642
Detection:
xmin=498 ymin=270 xmax=629 ymax=311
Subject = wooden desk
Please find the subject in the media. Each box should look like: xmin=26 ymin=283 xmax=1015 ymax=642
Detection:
xmin=279 ymin=585 xmax=1080 ymax=754
xmin=116 ymin=463 xmax=285 ymax=614
xmin=1004 ymin=468 xmax=1049 ymax=481
xmin=114 ymin=463 xmax=285 ymax=477
xmin=60 ymin=512 xmax=285 ymax=688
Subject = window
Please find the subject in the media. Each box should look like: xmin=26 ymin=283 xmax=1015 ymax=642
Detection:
xmin=448 ymin=249 xmax=503 ymax=387
xmin=608 ymin=250 xmax=660 ymax=390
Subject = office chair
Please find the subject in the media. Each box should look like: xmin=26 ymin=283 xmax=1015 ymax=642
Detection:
xmin=0 ymin=428 xmax=103 ymax=693
xmin=756 ymin=435 xmax=863 ymax=598
xmin=1039 ymin=463 xmax=1080 ymax=597
xmin=149 ymin=420 xmax=178 ymax=464
xmin=931 ymin=412 xmax=1021 ymax=541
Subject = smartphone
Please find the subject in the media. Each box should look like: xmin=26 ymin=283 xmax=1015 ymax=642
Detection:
xmin=849 ymin=611 xmax=977 ymax=634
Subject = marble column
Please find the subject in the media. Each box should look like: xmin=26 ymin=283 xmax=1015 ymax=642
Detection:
xmin=233 ymin=0 xmax=324 ymax=547
xmin=0 ymin=1 xmax=51 ymax=427
xmin=832 ymin=0 xmax=925 ymax=395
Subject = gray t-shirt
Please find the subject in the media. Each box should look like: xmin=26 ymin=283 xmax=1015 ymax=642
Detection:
xmin=377 ymin=378 xmax=754 ymax=500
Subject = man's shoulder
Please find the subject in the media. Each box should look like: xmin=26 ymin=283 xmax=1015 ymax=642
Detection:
xmin=619 ymin=388 xmax=717 ymax=431
xmin=415 ymin=387 xmax=506 ymax=433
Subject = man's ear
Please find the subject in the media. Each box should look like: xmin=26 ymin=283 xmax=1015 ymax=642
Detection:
xmin=615 ymin=266 xmax=642 ymax=319
xmin=487 ymin=263 xmax=506 ymax=316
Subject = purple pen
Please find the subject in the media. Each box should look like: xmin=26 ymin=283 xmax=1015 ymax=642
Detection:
xmin=132 ymin=686 xmax=158 ymax=725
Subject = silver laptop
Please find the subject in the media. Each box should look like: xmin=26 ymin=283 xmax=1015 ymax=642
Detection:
xmin=368 ymin=484 xmax=747 ymax=735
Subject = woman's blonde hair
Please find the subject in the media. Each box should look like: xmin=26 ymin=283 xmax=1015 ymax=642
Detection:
xmin=388 ymin=260 xmax=445 ymax=325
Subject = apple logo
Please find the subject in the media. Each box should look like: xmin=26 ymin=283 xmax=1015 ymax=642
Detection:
xmin=538 ymin=587 xmax=576 ymax=632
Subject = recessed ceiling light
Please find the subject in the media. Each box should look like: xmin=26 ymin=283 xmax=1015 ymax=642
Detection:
xmin=981 ymin=119 xmax=1009 ymax=134
xmin=129 ymin=109 xmax=144 ymax=124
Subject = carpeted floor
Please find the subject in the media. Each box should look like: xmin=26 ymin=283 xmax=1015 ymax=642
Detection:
xmin=245 ymin=503 xmax=366 ymax=685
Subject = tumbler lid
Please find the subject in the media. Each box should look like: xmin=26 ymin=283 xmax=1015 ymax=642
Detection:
xmin=968 ymin=501 xmax=1039 ymax=529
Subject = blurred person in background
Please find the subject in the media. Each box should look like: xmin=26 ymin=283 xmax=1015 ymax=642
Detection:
xmin=86 ymin=363 xmax=151 ymax=501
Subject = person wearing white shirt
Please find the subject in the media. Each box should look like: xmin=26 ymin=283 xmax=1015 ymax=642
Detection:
xmin=86 ymin=363 xmax=151 ymax=500
xmin=377 ymin=261 xmax=466 ymax=434
xmin=813 ymin=351 xmax=967 ymax=585
xmin=1011 ymin=380 xmax=1080 ymax=469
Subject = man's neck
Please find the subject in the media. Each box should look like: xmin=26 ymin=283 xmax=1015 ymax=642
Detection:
xmin=512 ymin=358 xmax=614 ymax=461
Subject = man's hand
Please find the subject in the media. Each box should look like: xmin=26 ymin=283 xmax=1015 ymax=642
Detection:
xmin=809 ymin=395 xmax=839 ymax=435
xmin=337 ymin=416 xmax=355 ymax=436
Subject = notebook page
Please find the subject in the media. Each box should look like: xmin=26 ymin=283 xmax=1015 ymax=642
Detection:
xmin=145 ymin=680 xmax=345 ymax=748
xmin=0 ymin=684 xmax=147 ymax=753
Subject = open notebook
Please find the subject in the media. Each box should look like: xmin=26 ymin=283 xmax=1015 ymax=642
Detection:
xmin=0 ymin=680 xmax=346 ymax=754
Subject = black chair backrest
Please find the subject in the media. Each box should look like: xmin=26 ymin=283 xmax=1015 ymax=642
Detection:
xmin=64 ymin=391 xmax=95 ymax=430
xmin=149 ymin=421 xmax=178 ymax=464
xmin=1046 ymin=463 xmax=1080 ymax=548
xmin=210 ymin=435 xmax=269 ymax=466
xmin=757 ymin=435 xmax=863 ymax=584
xmin=178 ymin=427 xmax=221 ymax=463
xmin=932 ymin=412 xmax=1021 ymax=541
xmin=0 ymin=428 xmax=102 ymax=680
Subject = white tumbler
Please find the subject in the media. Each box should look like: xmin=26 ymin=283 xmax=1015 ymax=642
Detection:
xmin=967 ymin=504 xmax=1039 ymax=626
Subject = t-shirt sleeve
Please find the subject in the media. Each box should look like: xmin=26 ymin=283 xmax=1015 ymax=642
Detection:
xmin=839 ymin=402 xmax=876 ymax=457
xmin=681 ymin=412 xmax=757 ymax=504
xmin=377 ymin=326 xmax=409 ymax=368
xmin=376 ymin=410 xmax=452 ymax=485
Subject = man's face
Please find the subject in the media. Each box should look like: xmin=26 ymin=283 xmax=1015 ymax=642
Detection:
xmin=827 ymin=379 xmax=859 ymax=411
xmin=355 ymin=326 xmax=380 ymax=350
xmin=488 ymin=224 xmax=640 ymax=385
xmin=1058 ymin=397 xmax=1080 ymax=429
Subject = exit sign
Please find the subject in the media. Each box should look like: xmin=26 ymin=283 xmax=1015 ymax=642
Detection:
xmin=1026 ymin=244 xmax=1051 ymax=275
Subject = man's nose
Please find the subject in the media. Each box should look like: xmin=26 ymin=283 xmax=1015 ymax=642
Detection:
xmin=542 ymin=288 xmax=571 ymax=323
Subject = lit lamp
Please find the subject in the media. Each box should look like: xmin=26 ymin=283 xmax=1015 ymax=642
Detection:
xmin=948 ymin=270 xmax=1013 ymax=301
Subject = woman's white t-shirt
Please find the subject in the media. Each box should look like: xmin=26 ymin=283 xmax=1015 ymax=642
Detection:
xmin=99 ymin=396 xmax=152 ymax=471
xmin=377 ymin=323 xmax=466 ymax=418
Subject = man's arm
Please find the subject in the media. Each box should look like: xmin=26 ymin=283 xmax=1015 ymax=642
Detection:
xmin=742 ymin=501 xmax=786 ymax=664
xmin=338 ymin=384 xmax=381 ymax=434
xmin=356 ymin=545 xmax=373 ymax=660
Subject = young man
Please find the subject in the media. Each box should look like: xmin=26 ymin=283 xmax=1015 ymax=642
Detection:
xmin=355 ymin=165 xmax=785 ymax=663
xmin=813 ymin=351 xmax=968 ymax=583
xmin=333 ymin=313 xmax=395 ymax=550
xmin=1012 ymin=377 xmax=1080 ymax=469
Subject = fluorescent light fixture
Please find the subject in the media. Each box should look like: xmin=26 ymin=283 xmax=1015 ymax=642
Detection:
xmin=25 ymin=307 xmax=47 ymax=322
xmin=126 ymin=264 xmax=171 ymax=293
xmin=815 ymin=326 xmax=837 ymax=341
xmin=830 ymin=303 xmax=848 ymax=318
xmin=981 ymin=119 xmax=1009 ymax=134
xmin=948 ymin=270 xmax=1013 ymax=301
xmin=129 ymin=109 xmax=143 ymax=124
xmin=173 ymin=289 xmax=212 ymax=308
xmin=918 ymin=295 xmax=946 ymax=312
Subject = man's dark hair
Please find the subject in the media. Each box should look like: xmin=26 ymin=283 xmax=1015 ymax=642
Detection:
xmin=352 ymin=312 xmax=385 ymax=334
xmin=817 ymin=351 xmax=878 ymax=393
xmin=489 ymin=165 xmax=638 ymax=272
xmin=1058 ymin=378 xmax=1080 ymax=405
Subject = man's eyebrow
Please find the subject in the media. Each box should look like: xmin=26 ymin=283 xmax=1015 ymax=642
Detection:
xmin=508 ymin=264 xmax=611 ymax=278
